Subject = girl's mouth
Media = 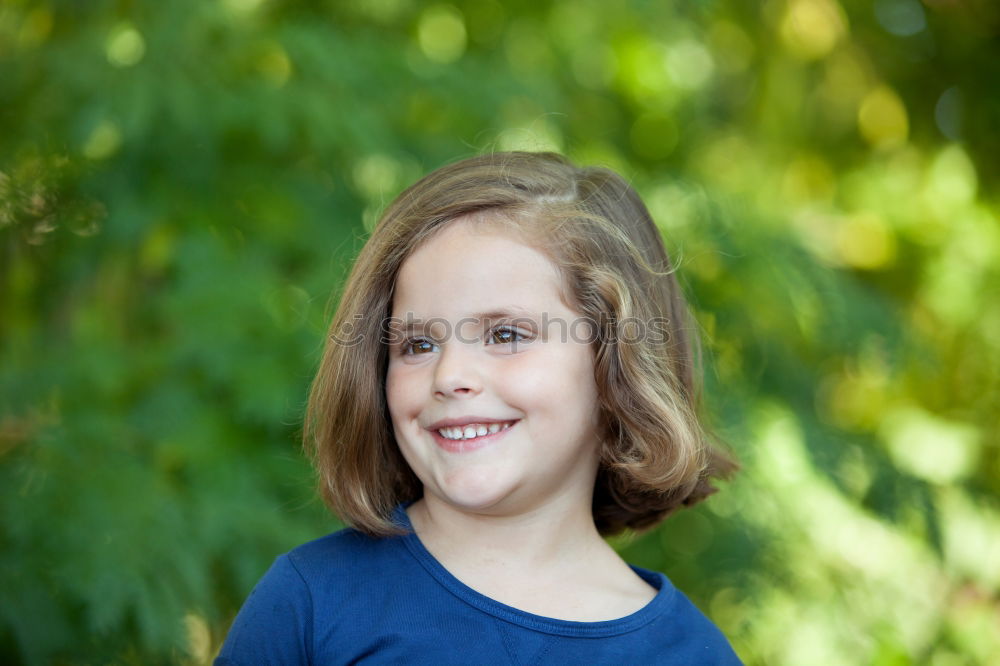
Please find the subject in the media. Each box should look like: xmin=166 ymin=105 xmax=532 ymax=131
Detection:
xmin=431 ymin=420 xmax=518 ymax=453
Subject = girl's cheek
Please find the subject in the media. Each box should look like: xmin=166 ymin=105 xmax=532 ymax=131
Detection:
xmin=495 ymin=352 xmax=555 ymax=396
xmin=388 ymin=357 xmax=444 ymax=410
xmin=386 ymin=363 xmax=422 ymax=407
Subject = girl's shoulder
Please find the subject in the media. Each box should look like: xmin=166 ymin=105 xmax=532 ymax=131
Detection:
xmin=215 ymin=527 xmax=415 ymax=664
xmin=280 ymin=524 xmax=413 ymax=589
xmin=285 ymin=524 xmax=388 ymax=565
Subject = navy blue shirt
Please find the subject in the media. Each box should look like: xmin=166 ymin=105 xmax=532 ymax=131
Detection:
xmin=217 ymin=508 xmax=741 ymax=665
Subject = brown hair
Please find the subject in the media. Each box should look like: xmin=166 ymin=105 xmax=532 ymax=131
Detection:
xmin=305 ymin=151 xmax=736 ymax=536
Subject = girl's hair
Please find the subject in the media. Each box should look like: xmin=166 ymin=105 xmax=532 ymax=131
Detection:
xmin=305 ymin=151 xmax=736 ymax=536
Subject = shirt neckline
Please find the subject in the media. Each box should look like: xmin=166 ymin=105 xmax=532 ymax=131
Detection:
xmin=392 ymin=504 xmax=676 ymax=638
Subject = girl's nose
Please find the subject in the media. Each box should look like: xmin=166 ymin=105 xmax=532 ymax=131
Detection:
xmin=432 ymin=343 xmax=483 ymax=398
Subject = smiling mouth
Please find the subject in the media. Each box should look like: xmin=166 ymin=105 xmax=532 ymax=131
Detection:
xmin=430 ymin=420 xmax=519 ymax=453
xmin=436 ymin=421 xmax=516 ymax=441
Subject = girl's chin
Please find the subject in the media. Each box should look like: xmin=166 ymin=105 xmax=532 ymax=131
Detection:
xmin=431 ymin=471 xmax=519 ymax=512
xmin=439 ymin=489 xmax=514 ymax=513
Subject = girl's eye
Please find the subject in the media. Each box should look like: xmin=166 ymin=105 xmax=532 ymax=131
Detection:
xmin=402 ymin=338 xmax=437 ymax=355
xmin=487 ymin=326 xmax=525 ymax=345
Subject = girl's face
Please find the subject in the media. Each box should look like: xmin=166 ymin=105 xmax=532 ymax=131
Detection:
xmin=385 ymin=217 xmax=602 ymax=519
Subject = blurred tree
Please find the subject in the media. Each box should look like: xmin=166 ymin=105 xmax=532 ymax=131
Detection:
xmin=1 ymin=0 xmax=997 ymax=663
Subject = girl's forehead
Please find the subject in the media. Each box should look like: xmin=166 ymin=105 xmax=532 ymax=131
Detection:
xmin=402 ymin=215 xmax=549 ymax=270
xmin=391 ymin=217 xmax=577 ymax=317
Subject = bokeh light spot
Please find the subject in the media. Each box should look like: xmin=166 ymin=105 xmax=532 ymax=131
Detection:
xmin=417 ymin=5 xmax=467 ymax=64
xmin=665 ymin=38 xmax=714 ymax=90
xmin=139 ymin=225 xmax=177 ymax=275
xmin=881 ymin=407 xmax=979 ymax=485
xmin=926 ymin=144 xmax=977 ymax=209
xmin=874 ymin=0 xmax=926 ymax=37
xmin=916 ymin=204 xmax=996 ymax=326
xmin=256 ymin=41 xmax=292 ymax=87
xmin=105 ymin=23 xmax=146 ymax=68
xmin=934 ymin=87 xmax=962 ymax=141
xmin=83 ymin=121 xmax=123 ymax=160
xmin=183 ymin=612 xmax=211 ymax=663
xmin=780 ymin=0 xmax=848 ymax=60
xmin=817 ymin=350 xmax=889 ymax=430
xmin=857 ymin=85 xmax=909 ymax=149
xmin=352 ymin=153 xmax=402 ymax=201
xmin=616 ymin=37 xmax=672 ymax=102
xmin=782 ymin=155 xmax=836 ymax=205
xmin=836 ymin=212 xmax=896 ymax=269
xmin=647 ymin=183 xmax=697 ymax=231
xmin=938 ymin=488 xmax=1000 ymax=592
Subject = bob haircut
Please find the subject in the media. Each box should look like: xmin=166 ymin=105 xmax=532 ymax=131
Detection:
xmin=306 ymin=151 xmax=736 ymax=536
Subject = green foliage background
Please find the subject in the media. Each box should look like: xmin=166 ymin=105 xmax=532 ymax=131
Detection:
xmin=2 ymin=0 xmax=998 ymax=663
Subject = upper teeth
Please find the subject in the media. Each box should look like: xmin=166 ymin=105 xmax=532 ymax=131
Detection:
xmin=438 ymin=422 xmax=513 ymax=440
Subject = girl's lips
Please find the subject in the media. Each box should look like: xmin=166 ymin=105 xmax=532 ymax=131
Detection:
xmin=430 ymin=420 xmax=518 ymax=453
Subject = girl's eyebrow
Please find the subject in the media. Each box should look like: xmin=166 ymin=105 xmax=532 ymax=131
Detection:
xmin=470 ymin=306 xmax=538 ymax=322
xmin=390 ymin=306 xmax=539 ymax=331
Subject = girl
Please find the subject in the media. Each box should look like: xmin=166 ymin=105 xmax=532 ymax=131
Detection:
xmin=216 ymin=152 xmax=741 ymax=664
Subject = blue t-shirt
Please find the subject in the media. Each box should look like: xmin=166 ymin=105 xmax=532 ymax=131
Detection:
xmin=217 ymin=508 xmax=742 ymax=665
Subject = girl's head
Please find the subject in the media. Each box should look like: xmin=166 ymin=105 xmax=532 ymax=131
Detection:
xmin=306 ymin=151 xmax=735 ymax=536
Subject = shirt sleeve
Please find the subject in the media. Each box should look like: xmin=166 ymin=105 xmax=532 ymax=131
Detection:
xmin=215 ymin=554 xmax=313 ymax=666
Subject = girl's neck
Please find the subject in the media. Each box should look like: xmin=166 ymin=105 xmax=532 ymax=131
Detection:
xmin=406 ymin=493 xmax=607 ymax=571
xmin=404 ymin=494 xmax=657 ymax=622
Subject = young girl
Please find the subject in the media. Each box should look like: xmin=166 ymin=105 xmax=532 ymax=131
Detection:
xmin=216 ymin=152 xmax=740 ymax=664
